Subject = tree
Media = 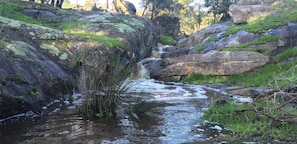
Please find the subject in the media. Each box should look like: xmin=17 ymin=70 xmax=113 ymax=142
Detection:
xmin=84 ymin=0 xmax=96 ymax=11
xmin=141 ymin=0 xmax=175 ymax=19
xmin=204 ymin=0 xmax=237 ymax=23
xmin=176 ymin=0 xmax=207 ymax=34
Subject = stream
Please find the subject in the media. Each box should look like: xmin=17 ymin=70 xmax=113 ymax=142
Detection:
xmin=0 ymin=78 xmax=252 ymax=144
xmin=0 ymin=46 xmax=253 ymax=143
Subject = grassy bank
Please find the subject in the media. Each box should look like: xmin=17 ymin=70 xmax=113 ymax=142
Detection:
xmin=181 ymin=1 xmax=297 ymax=139
xmin=183 ymin=47 xmax=297 ymax=88
xmin=183 ymin=47 xmax=297 ymax=141
xmin=203 ymin=100 xmax=297 ymax=141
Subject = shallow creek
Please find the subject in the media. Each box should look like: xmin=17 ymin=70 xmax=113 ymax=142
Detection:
xmin=0 ymin=78 xmax=252 ymax=144
xmin=0 ymin=46 xmax=253 ymax=143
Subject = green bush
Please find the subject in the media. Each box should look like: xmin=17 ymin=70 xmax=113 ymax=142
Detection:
xmin=159 ymin=35 xmax=174 ymax=45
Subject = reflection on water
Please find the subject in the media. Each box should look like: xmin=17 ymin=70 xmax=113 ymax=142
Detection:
xmin=0 ymin=79 xmax=232 ymax=144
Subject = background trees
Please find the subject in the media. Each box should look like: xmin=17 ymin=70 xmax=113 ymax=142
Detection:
xmin=140 ymin=0 xmax=175 ymax=19
xmin=60 ymin=0 xmax=238 ymax=34
xmin=204 ymin=0 xmax=238 ymax=23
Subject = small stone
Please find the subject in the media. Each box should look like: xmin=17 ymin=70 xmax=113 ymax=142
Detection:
xmin=67 ymin=106 xmax=76 ymax=110
xmin=58 ymin=130 xmax=70 ymax=135
xmin=63 ymin=100 xmax=70 ymax=105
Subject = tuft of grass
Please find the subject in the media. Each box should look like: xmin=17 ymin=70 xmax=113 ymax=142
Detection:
xmin=78 ymin=63 xmax=132 ymax=118
xmin=223 ymin=35 xmax=279 ymax=52
xmin=61 ymin=21 xmax=124 ymax=48
xmin=224 ymin=0 xmax=297 ymax=36
xmin=274 ymin=47 xmax=297 ymax=63
xmin=159 ymin=35 xmax=175 ymax=45
xmin=66 ymin=30 xmax=124 ymax=48
xmin=203 ymin=36 xmax=216 ymax=44
xmin=78 ymin=32 xmax=124 ymax=48
xmin=196 ymin=45 xmax=204 ymax=51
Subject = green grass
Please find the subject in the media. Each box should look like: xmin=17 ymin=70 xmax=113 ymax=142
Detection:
xmin=196 ymin=45 xmax=204 ymax=51
xmin=0 ymin=1 xmax=43 ymax=25
xmin=203 ymin=36 xmax=216 ymax=44
xmin=159 ymin=35 xmax=175 ymax=45
xmin=203 ymin=101 xmax=297 ymax=140
xmin=61 ymin=21 xmax=124 ymax=48
xmin=224 ymin=0 xmax=297 ymax=36
xmin=223 ymin=35 xmax=279 ymax=51
xmin=274 ymin=47 xmax=297 ymax=63
xmin=78 ymin=33 xmax=124 ymax=48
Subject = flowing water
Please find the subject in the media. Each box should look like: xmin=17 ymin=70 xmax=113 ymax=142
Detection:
xmin=0 ymin=78 xmax=250 ymax=144
xmin=0 ymin=46 xmax=252 ymax=143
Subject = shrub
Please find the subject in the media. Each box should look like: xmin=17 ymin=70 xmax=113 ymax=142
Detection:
xmin=159 ymin=35 xmax=174 ymax=45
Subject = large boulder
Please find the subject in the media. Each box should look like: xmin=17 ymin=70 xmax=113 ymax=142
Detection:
xmin=0 ymin=2 xmax=156 ymax=118
xmin=229 ymin=0 xmax=276 ymax=24
xmin=268 ymin=22 xmax=297 ymax=55
xmin=111 ymin=0 xmax=136 ymax=15
xmin=152 ymin=14 xmax=180 ymax=41
xmin=177 ymin=23 xmax=230 ymax=48
xmin=145 ymin=51 xmax=269 ymax=79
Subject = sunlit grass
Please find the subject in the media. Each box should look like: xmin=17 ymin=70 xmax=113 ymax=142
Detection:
xmin=60 ymin=21 xmax=124 ymax=48
xmin=274 ymin=47 xmax=297 ymax=63
xmin=222 ymin=35 xmax=279 ymax=53
xmin=203 ymin=101 xmax=297 ymax=140
xmin=0 ymin=1 xmax=43 ymax=25
xmin=159 ymin=35 xmax=175 ymax=45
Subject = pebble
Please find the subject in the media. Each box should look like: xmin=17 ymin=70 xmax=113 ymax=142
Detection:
xmin=44 ymin=133 xmax=50 ymax=137
xmin=210 ymin=125 xmax=223 ymax=132
xmin=67 ymin=106 xmax=76 ymax=110
xmin=58 ymin=130 xmax=70 ymax=135
xmin=64 ymin=100 xmax=70 ymax=105
xmin=53 ymin=99 xmax=60 ymax=103
xmin=52 ymin=108 xmax=60 ymax=113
